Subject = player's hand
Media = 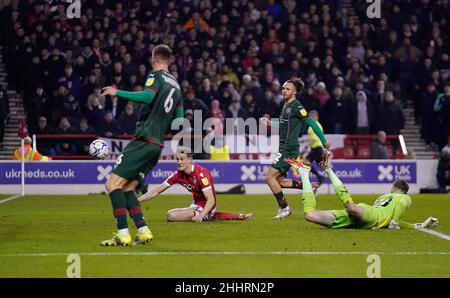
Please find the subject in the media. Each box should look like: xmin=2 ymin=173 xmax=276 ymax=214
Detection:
xmin=192 ymin=214 xmax=204 ymax=223
xmin=101 ymin=86 xmax=118 ymax=96
xmin=416 ymin=217 xmax=439 ymax=229
xmin=323 ymin=142 xmax=332 ymax=150
xmin=260 ymin=116 xmax=271 ymax=126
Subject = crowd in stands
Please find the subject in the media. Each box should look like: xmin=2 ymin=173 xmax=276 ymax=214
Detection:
xmin=0 ymin=0 xmax=449 ymax=156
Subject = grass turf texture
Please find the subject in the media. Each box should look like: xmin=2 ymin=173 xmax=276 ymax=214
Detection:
xmin=0 ymin=194 xmax=449 ymax=277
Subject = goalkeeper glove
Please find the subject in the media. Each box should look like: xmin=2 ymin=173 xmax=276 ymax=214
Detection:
xmin=414 ymin=217 xmax=439 ymax=229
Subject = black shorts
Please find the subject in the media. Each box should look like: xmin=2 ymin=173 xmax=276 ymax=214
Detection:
xmin=307 ymin=147 xmax=324 ymax=164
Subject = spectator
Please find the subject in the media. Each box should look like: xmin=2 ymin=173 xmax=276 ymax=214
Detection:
xmin=76 ymin=118 xmax=96 ymax=155
xmin=33 ymin=116 xmax=53 ymax=155
xmin=207 ymin=99 xmax=226 ymax=127
xmin=62 ymin=94 xmax=82 ymax=122
xmin=227 ymin=97 xmax=248 ymax=120
xmin=86 ymin=96 xmax=105 ymax=126
xmin=433 ymin=82 xmax=450 ymax=148
xmin=436 ymin=146 xmax=450 ymax=193
xmin=354 ymin=90 xmax=375 ymax=134
xmin=322 ymin=86 xmax=353 ymax=134
xmin=118 ymin=104 xmax=138 ymax=135
xmin=371 ymin=131 xmax=389 ymax=159
xmin=378 ymin=90 xmax=405 ymax=135
xmin=241 ymin=92 xmax=260 ymax=119
xmin=27 ymin=86 xmax=50 ymax=128
xmin=96 ymin=111 xmax=121 ymax=137
xmin=183 ymin=11 xmax=210 ymax=33
xmin=50 ymin=117 xmax=77 ymax=156
xmin=12 ymin=136 xmax=50 ymax=161
xmin=420 ymin=82 xmax=439 ymax=146
xmin=184 ymin=87 xmax=208 ymax=116
xmin=313 ymin=81 xmax=330 ymax=108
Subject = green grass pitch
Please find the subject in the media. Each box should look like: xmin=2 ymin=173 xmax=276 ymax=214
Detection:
xmin=0 ymin=193 xmax=449 ymax=277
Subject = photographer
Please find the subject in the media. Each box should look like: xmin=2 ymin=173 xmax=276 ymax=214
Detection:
xmin=437 ymin=145 xmax=450 ymax=193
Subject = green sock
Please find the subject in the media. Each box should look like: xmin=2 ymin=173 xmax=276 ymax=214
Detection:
xmin=300 ymin=173 xmax=313 ymax=193
xmin=335 ymin=184 xmax=353 ymax=205
xmin=325 ymin=168 xmax=343 ymax=188
xmin=124 ymin=191 xmax=147 ymax=229
xmin=109 ymin=189 xmax=128 ymax=230
xmin=325 ymin=168 xmax=353 ymax=205
xmin=300 ymin=173 xmax=316 ymax=212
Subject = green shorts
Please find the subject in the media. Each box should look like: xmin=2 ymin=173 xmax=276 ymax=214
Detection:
xmin=271 ymin=150 xmax=298 ymax=176
xmin=328 ymin=204 xmax=378 ymax=229
xmin=113 ymin=140 xmax=162 ymax=182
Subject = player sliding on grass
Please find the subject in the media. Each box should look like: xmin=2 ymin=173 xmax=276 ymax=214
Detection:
xmin=99 ymin=44 xmax=184 ymax=246
xmin=138 ymin=146 xmax=252 ymax=222
xmin=261 ymin=77 xmax=330 ymax=219
xmin=284 ymin=153 xmax=439 ymax=229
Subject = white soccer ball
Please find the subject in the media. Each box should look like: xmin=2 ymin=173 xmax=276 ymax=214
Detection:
xmin=89 ymin=139 xmax=110 ymax=159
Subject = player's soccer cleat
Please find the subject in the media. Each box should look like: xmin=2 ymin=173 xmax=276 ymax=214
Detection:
xmin=100 ymin=233 xmax=132 ymax=246
xmin=273 ymin=206 xmax=292 ymax=219
xmin=319 ymin=150 xmax=331 ymax=169
xmin=239 ymin=213 xmax=253 ymax=220
xmin=134 ymin=229 xmax=154 ymax=245
xmin=284 ymin=158 xmax=311 ymax=176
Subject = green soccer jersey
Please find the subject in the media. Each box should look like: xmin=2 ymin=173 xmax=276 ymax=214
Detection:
xmin=134 ymin=70 xmax=183 ymax=144
xmin=278 ymin=100 xmax=309 ymax=152
xmin=359 ymin=193 xmax=412 ymax=229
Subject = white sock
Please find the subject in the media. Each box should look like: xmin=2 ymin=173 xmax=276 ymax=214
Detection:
xmin=118 ymin=228 xmax=130 ymax=235
xmin=138 ymin=226 xmax=150 ymax=233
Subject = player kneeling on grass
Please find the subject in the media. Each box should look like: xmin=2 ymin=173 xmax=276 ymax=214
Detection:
xmin=139 ymin=146 xmax=252 ymax=222
xmin=284 ymin=153 xmax=439 ymax=230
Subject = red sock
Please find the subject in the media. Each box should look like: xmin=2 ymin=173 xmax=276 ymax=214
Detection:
xmin=214 ymin=211 xmax=243 ymax=220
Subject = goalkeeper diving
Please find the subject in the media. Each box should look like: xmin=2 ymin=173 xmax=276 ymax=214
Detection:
xmin=284 ymin=152 xmax=439 ymax=230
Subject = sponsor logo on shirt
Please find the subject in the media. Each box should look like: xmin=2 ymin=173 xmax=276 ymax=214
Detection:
xmin=201 ymin=177 xmax=210 ymax=186
xmin=145 ymin=78 xmax=155 ymax=87
xmin=300 ymin=108 xmax=307 ymax=117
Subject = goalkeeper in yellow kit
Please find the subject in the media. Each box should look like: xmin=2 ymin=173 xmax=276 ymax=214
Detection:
xmin=284 ymin=153 xmax=439 ymax=230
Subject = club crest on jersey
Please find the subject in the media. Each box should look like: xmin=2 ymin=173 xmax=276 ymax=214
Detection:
xmin=145 ymin=78 xmax=155 ymax=87
xmin=201 ymin=177 xmax=209 ymax=186
xmin=300 ymin=108 xmax=307 ymax=117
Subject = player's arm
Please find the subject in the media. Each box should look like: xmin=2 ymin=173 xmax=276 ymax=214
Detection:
xmin=388 ymin=197 xmax=438 ymax=229
xmin=192 ymin=187 xmax=216 ymax=223
xmin=295 ymin=105 xmax=330 ymax=149
xmin=101 ymin=86 xmax=156 ymax=104
xmin=172 ymin=102 xmax=185 ymax=128
xmin=138 ymin=183 xmax=170 ymax=203
xmin=304 ymin=117 xmax=329 ymax=148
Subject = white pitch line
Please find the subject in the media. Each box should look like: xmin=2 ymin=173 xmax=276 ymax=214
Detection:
xmin=1 ymin=251 xmax=450 ymax=257
xmin=417 ymin=228 xmax=450 ymax=241
xmin=0 ymin=194 xmax=22 ymax=204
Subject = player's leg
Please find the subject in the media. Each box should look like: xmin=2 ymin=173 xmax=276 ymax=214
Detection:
xmin=284 ymin=157 xmax=338 ymax=227
xmin=276 ymin=176 xmax=320 ymax=194
xmin=166 ymin=207 xmax=197 ymax=221
xmin=320 ymin=153 xmax=364 ymax=221
xmin=214 ymin=211 xmax=253 ymax=220
xmin=122 ymin=180 xmax=153 ymax=244
xmin=101 ymin=173 xmax=132 ymax=246
xmin=304 ymin=210 xmax=336 ymax=226
xmin=265 ymin=166 xmax=292 ymax=218
xmin=308 ymin=147 xmax=326 ymax=184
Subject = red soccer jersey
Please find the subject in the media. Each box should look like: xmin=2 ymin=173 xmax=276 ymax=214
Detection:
xmin=164 ymin=163 xmax=216 ymax=208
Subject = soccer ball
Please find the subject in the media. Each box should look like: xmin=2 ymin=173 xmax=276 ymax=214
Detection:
xmin=89 ymin=139 xmax=110 ymax=159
